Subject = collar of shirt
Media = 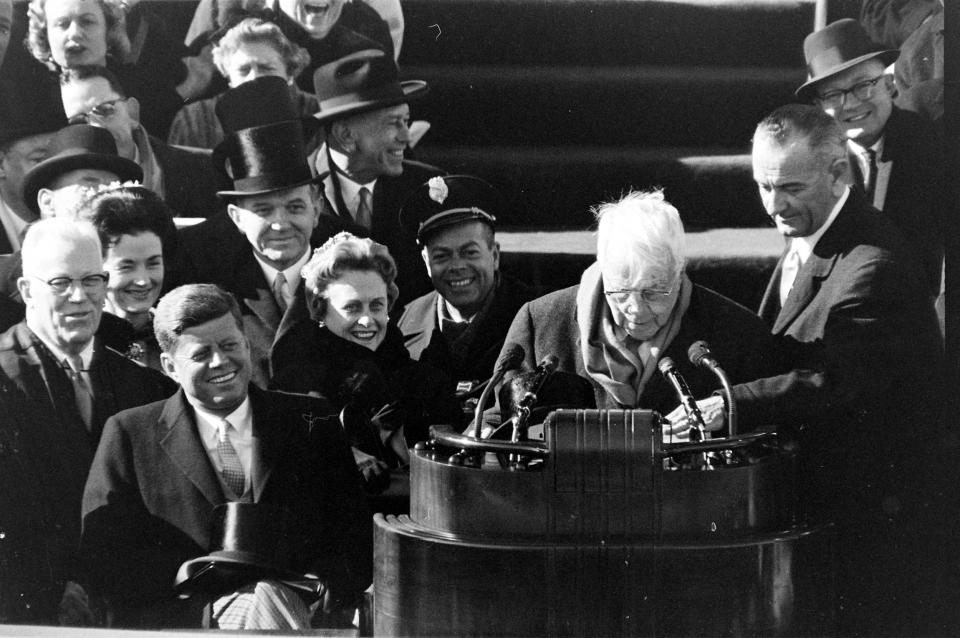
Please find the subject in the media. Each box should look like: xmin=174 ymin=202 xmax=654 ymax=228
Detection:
xmin=328 ymin=146 xmax=377 ymax=216
xmin=438 ymin=297 xmax=475 ymax=325
xmin=789 ymin=186 xmax=849 ymax=264
xmin=193 ymin=395 xmax=254 ymax=475
xmin=31 ymin=328 xmax=94 ymax=372
xmin=0 ymin=195 xmax=28 ymax=252
xmin=254 ymin=248 xmax=311 ymax=308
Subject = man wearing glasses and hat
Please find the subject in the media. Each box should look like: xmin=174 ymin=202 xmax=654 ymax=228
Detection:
xmin=397 ymin=175 xmax=536 ymax=401
xmin=0 ymin=218 xmax=174 ymax=625
xmin=310 ymin=29 xmax=444 ymax=308
xmin=797 ymin=18 xmax=945 ymax=297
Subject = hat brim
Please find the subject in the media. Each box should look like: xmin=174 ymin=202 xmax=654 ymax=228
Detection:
xmin=175 ymin=551 xmax=315 ymax=597
xmin=22 ymin=152 xmax=144 ymax=215
xmin=312 ymin=81 xmax=429 ymax=125
xmin=216 ymin=174 xmax=322 ymax=198
xmin=795 ymin=49 xmax=900 ymax=101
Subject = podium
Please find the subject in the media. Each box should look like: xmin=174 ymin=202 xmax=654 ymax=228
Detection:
xmin=374 ymin=410 xmax=836 ymax=637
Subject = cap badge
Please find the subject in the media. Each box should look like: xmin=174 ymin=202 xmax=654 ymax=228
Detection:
xmin=427 ymin=176 xmax=449 ymax=204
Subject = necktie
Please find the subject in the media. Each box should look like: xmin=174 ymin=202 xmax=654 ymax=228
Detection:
xmin=272 ymin=272 xmax=288 ymax=314
xmin=864 ymin=148 xmax=878 ymax=204
xmin=218 ymin=419 xmax=246 ymax=497
xmin=356 ymin=186 xmax=373 ymax=229
xmin=65 ymin=355 xmax=93 ymax=431
xmin=779 ymin=244 xmax=802 ymax=307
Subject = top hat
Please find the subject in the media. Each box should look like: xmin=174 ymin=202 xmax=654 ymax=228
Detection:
xmin=175 ymin=502 xmax=316 ymax=598
xmin=0 ymin=90 xmax=65 ymax=149
xmin=312 ymin=28 xmax=428 ymax=126
xmin=214 ymin=76 xmax=317 ymax=197
xmin=795 ymin=19 xmax=899 ymax=101
xmin=399 ymin=175 xmax=500 ymax=245
xmin=21 ymin=124 xmax=143 ymax=215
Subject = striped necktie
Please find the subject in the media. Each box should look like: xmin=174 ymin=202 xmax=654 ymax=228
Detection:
xmin=218 ymin=419 xmax=246 ymax=498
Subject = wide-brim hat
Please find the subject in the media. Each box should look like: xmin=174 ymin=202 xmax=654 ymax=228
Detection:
xmin=0 ymin=88 xmax=66 ymax=149
xmin=312 ymin=28 xmax=428 ymax=126
xmin=213 ymin=76 xmax=319 ymax=198
xmin=21 ymin=125 xmax=143 ymax=215
xmin=175 ymin=502 xmax=316 ymax=598
xmin=796 ymin=19 xmax=899 ymax=101
xmin=399 ymin=175 xmax=500 ymax=245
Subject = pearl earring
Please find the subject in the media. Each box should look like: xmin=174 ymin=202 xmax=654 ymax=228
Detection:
xmin=317 ymin=320 xmax=325 ymax=328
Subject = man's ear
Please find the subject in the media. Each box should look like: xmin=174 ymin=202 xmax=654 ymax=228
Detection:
xmin=159 ymin=352 xmax=179 ymax=382
xmin=16 ymin=276 xmax=32 ymax=306
xmin=37 ymin=188 xmax=55 ymax=218
xmin=828 ymin=156 xmax=850 ymax=196
xmin=330 ymin=120 xmax=355 ymax=153
xmin=126 ymin=97 xmax=141 ymax=124
xmin=226 ymin=202 xmax=242 ymax=228
xmin=492 ymin=240 xmax=501 ymax=270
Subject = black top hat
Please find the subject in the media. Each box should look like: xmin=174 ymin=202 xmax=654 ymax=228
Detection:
xmin=399 ymin=175 xmax=500 ymax=245
xmin=0 ymin=90 xmax=65 ymax=149
xmin=796 ymin=19 xmax=899 ymax=101
xmin=21 ymin=124 xmax=143 ymax=216
xmin=214 ymin=76 xmax=317 ymax=197
xmin=312 ymin=28 xmax=428 ymax=126
xmin=175 ymin=502 xmax=316 ymax=598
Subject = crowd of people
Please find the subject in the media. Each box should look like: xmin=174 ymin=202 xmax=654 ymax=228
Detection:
xmin=0 ymin=0 xmax=952 ymax=634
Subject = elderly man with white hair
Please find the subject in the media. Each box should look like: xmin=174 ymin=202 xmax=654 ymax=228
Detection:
xmin=492 ymin=189 xmax=779 ymax=423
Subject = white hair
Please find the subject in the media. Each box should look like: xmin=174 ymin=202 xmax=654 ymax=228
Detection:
xmin=593 ymin=189 xmax=685 ymax=286
xmin=21 ymin=218 xmax=102 ymax=275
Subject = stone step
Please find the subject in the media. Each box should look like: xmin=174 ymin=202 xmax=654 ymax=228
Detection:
xmin=400 ymin=0 xmax=818 ymax=67
xmin=415 ymin=145 xmax=769 ymax=229
xmin=410 ymin=64 xmax=806 ymax=148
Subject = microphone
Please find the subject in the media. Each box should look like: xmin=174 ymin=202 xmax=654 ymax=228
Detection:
xmin=511 ymin=354 xmax=559 ymax=443
xmin=658 ymin=356 xmax=706 ymax=437
xmin=687 ymin=341 xmax=737 ymax=436
xmin=473 ymin=344 xmax=526 ymax=439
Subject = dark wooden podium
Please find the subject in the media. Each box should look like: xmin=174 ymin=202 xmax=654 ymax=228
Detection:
xmin=374 ymin=410 xmax=836 ymax=637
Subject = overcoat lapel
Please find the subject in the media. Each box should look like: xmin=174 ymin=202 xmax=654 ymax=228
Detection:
xmin=248 ymin=386 xmax=294 ymax=500
xmin=159 ymin=390 xmax=224 ymax=506
xmin=772 ymin=222 xmax=843 ymax=335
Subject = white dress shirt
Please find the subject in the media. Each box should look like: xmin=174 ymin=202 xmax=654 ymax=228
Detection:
xmin=325 ymin=147 xmax=378 ymax=224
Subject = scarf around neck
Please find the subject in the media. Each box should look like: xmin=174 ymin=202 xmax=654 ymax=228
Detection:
xmin=575 ymin=262 xmax=692 ymax=407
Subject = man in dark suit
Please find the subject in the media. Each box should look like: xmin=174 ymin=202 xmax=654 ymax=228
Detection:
xmin=672 ymin=104 xmax=946 ymax=636
xmin=177 ymin=77 xmax=325 ymax=388
xmin=309 ymin=29 xmax=443 ymax=307
xmin=398 ymin=175 xmax=536 ymax=396
xmin=79 ymin=284 xmax=371 ymax=629
xmin=60 ymin=66 xmax=227 ymax=219
xmin=795 ymin=18 xmax=945 ymax=296
xmin=0 ymin=218 xmax=175 ymax=624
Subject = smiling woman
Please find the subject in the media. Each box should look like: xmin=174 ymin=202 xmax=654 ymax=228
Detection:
xmin=80 ymin=184 xmax=178 ymax=371
xmin=271 ymin=232 xmax=461 ymax=490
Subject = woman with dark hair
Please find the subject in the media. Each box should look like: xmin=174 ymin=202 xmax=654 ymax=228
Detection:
xmin=83 ymin=184 xmax=177 ymax=370
xmin=272 ymin=232 xmax=461 ymax=486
